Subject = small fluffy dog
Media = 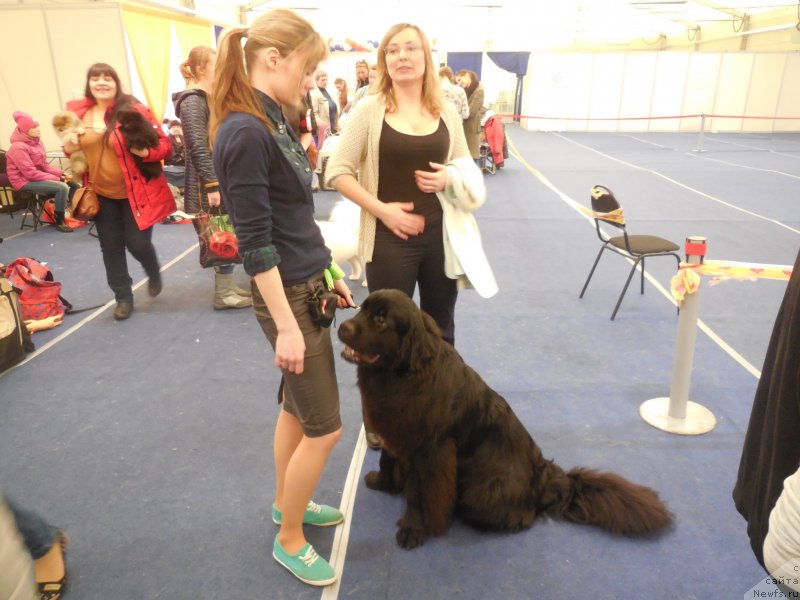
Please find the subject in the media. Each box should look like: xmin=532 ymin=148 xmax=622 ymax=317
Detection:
xmin=316 ymin=199 xmax=366 ymax=287
xmin=338 ymin=290 xmax=672 ymax=549
xmin=115 ymin=108 xmax=162 ymax=181
xmin=51 ymin=111 xmax=87 ymax=176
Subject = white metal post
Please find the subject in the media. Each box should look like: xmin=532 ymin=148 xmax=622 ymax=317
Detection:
xmin=639 ymin=236 xmax=716 ymax=435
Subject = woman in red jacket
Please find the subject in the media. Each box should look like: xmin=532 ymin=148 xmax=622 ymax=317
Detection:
xmin=64 ymin=63 xmax=175 ymax=320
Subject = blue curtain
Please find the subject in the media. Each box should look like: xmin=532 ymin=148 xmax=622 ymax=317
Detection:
xmin=446 ymin=52 xmax=483 ymax=80
xmin=487 ymin=52 xmax=530 ymax=123
xmin=487 ymin=52 xmax=530 ymax=76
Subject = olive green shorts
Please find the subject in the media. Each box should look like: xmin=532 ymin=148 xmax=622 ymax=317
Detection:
xmin=251 ymin=274 xmax=341 ymax=437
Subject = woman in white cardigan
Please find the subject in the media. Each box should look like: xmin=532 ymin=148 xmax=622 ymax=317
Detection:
xmin=327 ymin=22 xmax=478 ymax=346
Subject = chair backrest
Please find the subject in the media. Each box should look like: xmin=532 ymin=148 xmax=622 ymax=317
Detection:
xmin=589 ymin=184 xmax=629 ymax=245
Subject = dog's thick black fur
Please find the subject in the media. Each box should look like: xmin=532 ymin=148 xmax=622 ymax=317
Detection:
xmin=338 ymin=289 xmax=672 ymax=549
xmin=115 ymin=108 xmax=163 ymax=181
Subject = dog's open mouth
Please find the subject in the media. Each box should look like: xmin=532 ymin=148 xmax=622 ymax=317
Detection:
xmin=342 ymin=345 xmax=380 ymax=365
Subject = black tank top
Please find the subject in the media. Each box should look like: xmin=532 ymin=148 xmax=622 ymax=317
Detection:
xmin=377 ymin=119 xmax=449 ymax=224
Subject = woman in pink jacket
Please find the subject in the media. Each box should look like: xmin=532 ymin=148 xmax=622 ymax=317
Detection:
xmin=63 ymin=63 xmax=175 ymax=320
xmin=6 ymin=111 xmax=74 ymax=232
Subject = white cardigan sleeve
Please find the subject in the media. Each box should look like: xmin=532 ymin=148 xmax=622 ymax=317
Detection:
xmin=764 ymin=464 xmax=800 ymax=592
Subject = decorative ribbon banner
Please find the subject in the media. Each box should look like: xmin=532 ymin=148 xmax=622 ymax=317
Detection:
xmin=575 ymin=204 xmax=626 ymax=224
xmin=671 ymin=260 xmax=793 ymax=303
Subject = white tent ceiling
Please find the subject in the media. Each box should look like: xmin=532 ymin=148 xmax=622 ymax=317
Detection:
xmin=182 ymin=0 xmax=800 ymax=49
xmin=239 ymin=0 xmax=798 ymax=44
xmin=9 ymin=0 xmax=798 ymax=48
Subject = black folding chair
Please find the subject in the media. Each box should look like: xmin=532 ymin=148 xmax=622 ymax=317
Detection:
xmin=579 ymin=185 xmax=681 ymax=320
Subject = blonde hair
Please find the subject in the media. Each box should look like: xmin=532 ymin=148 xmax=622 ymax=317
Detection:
xmin=376 ymin=23 xmax=441 ymax=117
xmin=209 ymin=8 xmax=327 ymax=143
xmin=180 ymin=46 xmax=215 ymax=84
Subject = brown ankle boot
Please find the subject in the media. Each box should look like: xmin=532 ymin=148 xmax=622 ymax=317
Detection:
xmin=54 ymin=212 xmax=73 ymax=233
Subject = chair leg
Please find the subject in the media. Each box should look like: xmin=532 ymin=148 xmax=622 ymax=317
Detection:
xmin=579 ymin=246 xmax=608 ymax=298
xmin=610 ymin=258 xmax=643 ymax=320
xmin=19 ymin=195 xmax=44 ymax=231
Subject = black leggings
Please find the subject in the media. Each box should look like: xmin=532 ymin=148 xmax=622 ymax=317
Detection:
xmin=94 ymin=195 xmax=160 ymax=302
xmin=366 ymin=219 xmax=457 ymax=344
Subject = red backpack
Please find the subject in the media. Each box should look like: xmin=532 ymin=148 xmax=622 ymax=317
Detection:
xmin=4 ymin=258 xmax=71 ymax=321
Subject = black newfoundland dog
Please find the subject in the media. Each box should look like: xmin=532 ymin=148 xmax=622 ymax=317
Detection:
xmin=115 ymin=108 xmax=163 ymax=181
xmin=338 ymin=289 xmax=672 ymax=550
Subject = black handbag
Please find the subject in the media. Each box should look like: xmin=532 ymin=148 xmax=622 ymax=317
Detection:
xmin=191 ymin=210 xmax=242 ymax=269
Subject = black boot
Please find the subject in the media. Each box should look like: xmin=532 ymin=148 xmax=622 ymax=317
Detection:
xmin=54 ymin=211 xmax=73 ymax=233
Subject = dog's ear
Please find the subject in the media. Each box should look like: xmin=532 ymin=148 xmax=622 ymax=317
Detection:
xmin=401 ymin=308 xmax=439 ymax=372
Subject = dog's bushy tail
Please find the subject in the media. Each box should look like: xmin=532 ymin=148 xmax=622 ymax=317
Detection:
xmin=547 ymin=467 xmax=672 ymax=537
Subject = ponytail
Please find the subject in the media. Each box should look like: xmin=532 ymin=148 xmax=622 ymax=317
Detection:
xmin=209 ymin=28 xmax=269 ymax=145
xmin=209 ymin=9 xmax=327 ymax=145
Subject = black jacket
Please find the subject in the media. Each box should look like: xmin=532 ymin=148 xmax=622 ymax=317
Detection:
xmin=173 ymin=89 xmax=219 ymax=213
xmin=213 ymin=91 xmax=330 ymax=283
xmin=733 ymin=247 xmax=800 ymax=568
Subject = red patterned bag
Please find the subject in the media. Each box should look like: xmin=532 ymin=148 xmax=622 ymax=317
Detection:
xmin=4 ymin=258 xmax=70 ymax=321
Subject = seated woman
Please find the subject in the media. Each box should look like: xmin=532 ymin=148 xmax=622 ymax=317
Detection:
xmin=6 ymin=111 xmax=74 ymax=232
xmin=162 ymin=120 xmax=186 ymax=190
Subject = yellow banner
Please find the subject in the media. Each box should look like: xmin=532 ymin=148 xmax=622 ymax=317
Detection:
xmin=122 ymin=7 xmax=171 ymax=122
xmin=671 ymin=260 xmax=793 ymax=303
xmin=173 ymin=19 xmax=214 ymax=64
xmin=576 ymin=204 xmax=625 ymax=224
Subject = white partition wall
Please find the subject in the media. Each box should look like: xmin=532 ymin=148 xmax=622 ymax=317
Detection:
xmin=0 ymin=8 xmax=62 ymax=150
xmin=650 ymin=52 xmax=689 ymax=132
xmin=710 ymin=53 xmax=754 ymax=131
xmin=681 ymin=53 xmax=721 ymax=132
xmin=587 ymin=53 xmax=625 ymax=132
xmin=618 ymin=53 xmax=656 ymax=133
xmin=522 ymin=51 xmax=800 ymax=133
xmin=775 ymin=53 xmax=800 ymax=133
xmin=0 ymin=4 xmax=129 ymax=150
xmin=744 ymin=54 xmax=786 ymax=132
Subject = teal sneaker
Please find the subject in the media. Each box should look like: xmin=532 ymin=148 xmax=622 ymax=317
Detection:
xmin=272 ymin=536 xmax=336 ymax=586
xmin=272 ymin=501 xmax=344 ymax=527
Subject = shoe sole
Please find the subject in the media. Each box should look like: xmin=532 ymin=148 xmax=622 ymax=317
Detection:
xmin=272 ymin=515 xmax=343 ymax=527
xmin=272 ymin=552 xmax=336 ymax=586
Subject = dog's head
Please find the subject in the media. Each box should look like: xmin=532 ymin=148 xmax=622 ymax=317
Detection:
xmin=337 ymin=289 xmax=440 ymax=372
xmin=51 ymin=111 xmax=80 ymax=133
xmin=116 ymin=109 xmax=159 ymax=145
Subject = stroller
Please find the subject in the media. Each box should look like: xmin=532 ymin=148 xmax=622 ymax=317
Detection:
xmin=479 ymin=110 xmax=508 ymax=174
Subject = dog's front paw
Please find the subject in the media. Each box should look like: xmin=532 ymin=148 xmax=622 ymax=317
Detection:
xmin=396 ymin=524 xmax=427 ymax=549
xmin=365 ymin=470 xmax=392 ymax=491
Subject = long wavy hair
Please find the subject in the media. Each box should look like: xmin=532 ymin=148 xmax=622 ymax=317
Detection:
xmin=209 ymin=8 xmax=327 ymax=144
xmin=376 ymin=23 xmax=442 ymax=117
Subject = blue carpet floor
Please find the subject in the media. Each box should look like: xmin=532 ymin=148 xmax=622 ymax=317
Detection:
xmin=1 ymin=127 xmax=797 ymax=599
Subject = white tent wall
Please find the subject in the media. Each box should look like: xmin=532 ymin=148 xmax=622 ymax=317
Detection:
xmin=522 ymin=51 xmax=800 ymax=133
xmin=0 ymin=4 xmax=131 ymax=151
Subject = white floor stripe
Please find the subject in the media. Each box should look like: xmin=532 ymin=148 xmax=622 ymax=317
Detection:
xmin=708 ymin=135 xmax=800 ymax=160
xmin=322 ymin=426 xmax=369 ymax=600
xmin=685 ymin=151 xmax=800 ymax=181
xmin=1 ymin=224 xmax=39 ymax=241
xmin=550 ymin=132 xmax=800 ymax=236
xmin=508 ymin=137 xmax=762 ymax=380
xmin=615 ymin=133 xmax=671 ymax=149
xmin=0 ymin=242 xmax=198 ymax=379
